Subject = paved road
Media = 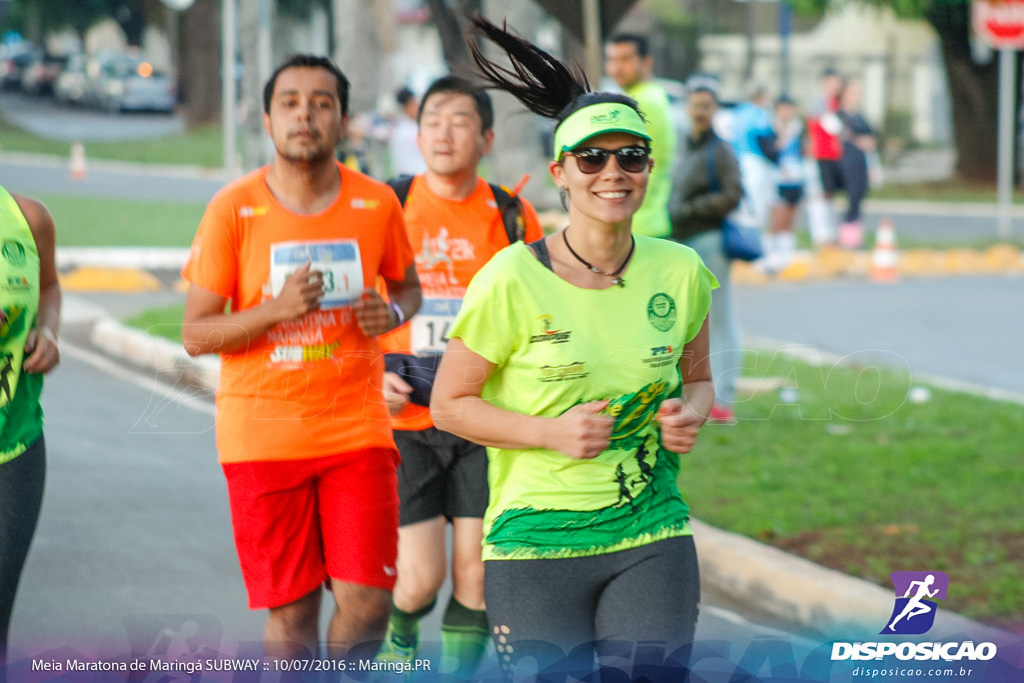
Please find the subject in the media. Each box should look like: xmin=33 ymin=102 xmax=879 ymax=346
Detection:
xmin=0 ymin=91 xmax=184 ymax=142
xmin=735 ymin=275 xmax=1024 ymax=397
xmin=9 ymin=345 xmax=824 ymax=679
xmin=0 ymin=154 xmax=227 ymax=203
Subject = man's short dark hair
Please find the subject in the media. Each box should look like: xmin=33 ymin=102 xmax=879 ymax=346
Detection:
xmin=608 ymin=33 xmax=650 ymax=58
xmin=688 ymin=85 xmax=719 ymax=104
xmin=263 ymin=54 xmax=350 ymax=115
xmin=396 ymin=86 xmax=415 ymax=107
xmin=417 ymin=75 xmax=494 ymax=133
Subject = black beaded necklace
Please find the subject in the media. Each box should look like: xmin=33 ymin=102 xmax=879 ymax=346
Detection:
xmin=562 ymin=229 xmax=635 ymax=287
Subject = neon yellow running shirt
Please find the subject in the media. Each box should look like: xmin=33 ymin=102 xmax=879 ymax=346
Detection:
xmin=0 ymin=186 xmax=43 ymax=464
xmin=448 ymin=236 xmax=717 ymax=560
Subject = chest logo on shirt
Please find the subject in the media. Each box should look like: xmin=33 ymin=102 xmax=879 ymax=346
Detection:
xmin=647 ymin=293 xmax=677 ymax=332
xmin=529 ymin=314 xmax=572 ymax=344
xmin=351 ymin=198 xmax=382 ymax=209
xmin=416 ymin=228 xmax=476 ymax=286
xmin=2 ymin=241 xmax=26 ymax=268
xmin=539 ymin=361 xmax=587 ymax=383
xmin=238 ymin=206 xmax=268 ymax=218
xmin=4 ymin=276 xmax=30 ymax=293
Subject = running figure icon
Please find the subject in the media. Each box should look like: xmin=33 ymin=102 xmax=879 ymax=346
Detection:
xmin=888 ymin=574 xmax=939 ymax=631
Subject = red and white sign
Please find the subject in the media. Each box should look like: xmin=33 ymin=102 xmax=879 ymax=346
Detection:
xmin=974 ymin=0 xmax=1024 ymax=49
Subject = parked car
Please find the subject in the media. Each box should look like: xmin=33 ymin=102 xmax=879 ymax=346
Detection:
xmin=0 ymin=45 xmax=36 ymax=90
xmin=54 ymin=53 xmax=88 ymax=106
xmin=91 ymin=53 xmax=176 ymax=114
xmin=20 ymin=52 xmax=68 ymax=96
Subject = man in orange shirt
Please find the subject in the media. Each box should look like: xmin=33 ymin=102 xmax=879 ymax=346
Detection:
xmin=377 ymin=76 xmax=543 ymax=676
xmin=181 ymin=54 xmax=421 ymax=660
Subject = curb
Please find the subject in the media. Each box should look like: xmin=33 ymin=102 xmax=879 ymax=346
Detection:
xmin=54 ymin=246 xmax=1024 ymax=294
xmin=71 ymin=301 xmax=1013 ymax=645
xmin=692 ymin=520 xmax=1007 ymax=643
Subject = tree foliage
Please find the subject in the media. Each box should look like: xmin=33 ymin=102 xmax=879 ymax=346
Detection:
xmin=2 ymin=0 xmax=157 ymax=45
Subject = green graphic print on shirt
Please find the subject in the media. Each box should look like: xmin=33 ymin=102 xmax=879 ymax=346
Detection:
xmin=448 ymin=237 xmax=718 ymax=560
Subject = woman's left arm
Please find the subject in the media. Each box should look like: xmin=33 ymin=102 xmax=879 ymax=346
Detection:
xmin=15 ymin=194 xmax=61 ymax=375
xmin=657 ymin=319 xmax=714 ymax=454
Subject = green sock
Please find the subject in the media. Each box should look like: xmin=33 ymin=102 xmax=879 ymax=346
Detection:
xmin=440 ymin=597 xmax=489 ymax=679
xmin=388 ymin=599 xmax=435 ymax=648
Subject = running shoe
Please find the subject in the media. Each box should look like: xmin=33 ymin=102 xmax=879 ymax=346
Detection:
xmin=708 ymin=404 xmax=737 ymax=424
xmin=376 ymin=622 xmax=418 ymax=666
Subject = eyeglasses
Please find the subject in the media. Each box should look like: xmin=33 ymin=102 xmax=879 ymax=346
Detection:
xmin=563 ymin=146 xmax=651 ymax=174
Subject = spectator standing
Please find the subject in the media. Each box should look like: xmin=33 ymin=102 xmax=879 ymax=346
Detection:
xmin=389 ymin=86 xmax=428 ymax=177
xmin=604 ymin=33 xmax=678 ymax=238
xmin=765 ymin=94 xmax=806 ymax=272
xmin=836 ymin=78 xmax=876 ymax=249
xmin=670 ymin=85 xmax=744 ymax=422
xmin=729 ymin=82 xmax=777 ymax=233
xmin=806 ymin=67 xmax=844 ymax=246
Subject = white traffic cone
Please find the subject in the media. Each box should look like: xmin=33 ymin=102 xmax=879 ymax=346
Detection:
xmin=69 ymin=141 xmax=87 ymax=181
xmin=870 ymin=218 xmax=899 ymax=283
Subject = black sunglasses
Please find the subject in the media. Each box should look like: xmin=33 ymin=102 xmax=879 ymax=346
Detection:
xmin=563 ymin=146 xmax=651 ymax=174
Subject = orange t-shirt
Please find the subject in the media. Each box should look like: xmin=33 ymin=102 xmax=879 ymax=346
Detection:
xmin=379 ymin=175 xmax=544 ymax=430
xmin=183 ymin=162 xmax=414 ymax=463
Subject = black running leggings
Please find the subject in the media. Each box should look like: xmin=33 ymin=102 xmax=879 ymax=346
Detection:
xmin=484 ymin=535 xmax=700 ymax=680
xmin=0 ymin=435 xmax=46 ymax=677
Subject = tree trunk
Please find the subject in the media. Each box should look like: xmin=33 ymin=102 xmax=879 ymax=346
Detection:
xmin=426 ymin=0 xmax=475 ymax=78
xmin=332 ymin=0 xmax=382 ymax=115
xmin=178 ymin=0 xmax=221 ymax=128
xmin=925 ymin=3 xmax=1012 ymax=183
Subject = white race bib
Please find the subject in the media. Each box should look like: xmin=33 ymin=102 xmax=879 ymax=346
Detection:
xmin=270 ymin=239 xmax=363 ymax=309
xmin=411 ymin=298 xmax=461 ymax=354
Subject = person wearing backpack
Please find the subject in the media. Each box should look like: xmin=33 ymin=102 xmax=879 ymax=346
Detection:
xmin=670 ymin=83 xmax=743 ymax=422
xmin=377 ymin=75 xmax=543 ymax=677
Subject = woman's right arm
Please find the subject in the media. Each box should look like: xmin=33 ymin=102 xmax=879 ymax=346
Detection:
xmin=431 ymin=338 xmax=613 ymax=459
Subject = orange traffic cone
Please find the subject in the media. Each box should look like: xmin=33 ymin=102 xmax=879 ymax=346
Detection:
xmin=870 ymin=218 xmax=899 ymax=283
xmin=69 ymin=141 xmax=87 ymax=180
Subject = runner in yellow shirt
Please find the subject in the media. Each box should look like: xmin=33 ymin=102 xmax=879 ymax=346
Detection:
xmin=431 ymin=18 xmax=717 ymax=680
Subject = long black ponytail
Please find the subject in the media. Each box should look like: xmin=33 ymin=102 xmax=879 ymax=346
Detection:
xmin=469 ymin=14 xmax=644 ymax=129
xmin=468 ymin=15 xmax=590 ymax=121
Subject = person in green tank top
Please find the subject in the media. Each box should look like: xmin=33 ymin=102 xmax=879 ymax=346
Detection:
xmin=430 ymin=17 xmax=717 ymax=681
xmin=0 ymin=187 xmax=61 ymax=682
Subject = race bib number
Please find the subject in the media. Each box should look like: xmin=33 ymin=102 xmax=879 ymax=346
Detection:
xmin=411 ymin=298 xmax=461 ymax=354
xmin=270 ymin=240 xmax=363 ymax=309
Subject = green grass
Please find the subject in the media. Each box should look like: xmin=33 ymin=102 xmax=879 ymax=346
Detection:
xmin=0 ymin=116 xmax=227 ymax=167
xmin=680 ymin=350 xmax=1024 ymax=623
xmin=116 ymin=305 xmax=1024 ymax=624
xmin=125 ymin=303 xmax=187 ymax=343
xmin=37 ymin=194 xmax=205 ymax=247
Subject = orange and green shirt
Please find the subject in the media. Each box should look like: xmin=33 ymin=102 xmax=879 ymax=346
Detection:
xmin=182 ymin=162 xmax=414 ymax=464
xmin=0 ymin=187 xmax=43 ymax=464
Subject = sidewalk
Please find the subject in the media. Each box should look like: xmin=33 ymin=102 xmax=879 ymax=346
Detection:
xmin=55 ymin=243 xmax=1024 ymax=294
xmin=64 ymin=293 xmax=1014 ymax=645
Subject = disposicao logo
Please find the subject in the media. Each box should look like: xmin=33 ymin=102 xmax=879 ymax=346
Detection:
xmin=831 ymin=570 xmax=998 ymax=663
xmin=881 ymin=570 xmax=948 ymax=635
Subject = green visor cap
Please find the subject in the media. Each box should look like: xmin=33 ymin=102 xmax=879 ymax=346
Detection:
xmin=553 ymin=102 xmax=652 ymax=161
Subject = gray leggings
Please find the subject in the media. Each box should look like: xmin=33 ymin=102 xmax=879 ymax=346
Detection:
xmin=484 ymin=535 xmax=700 ymax=681
xmin=0 ymin=435 xmax=45 ymax=679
